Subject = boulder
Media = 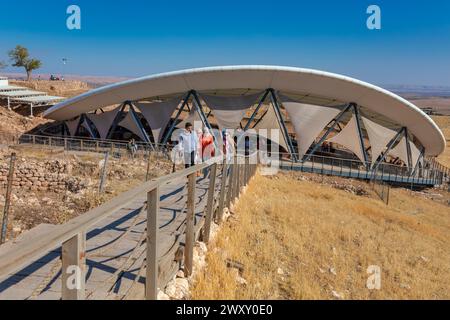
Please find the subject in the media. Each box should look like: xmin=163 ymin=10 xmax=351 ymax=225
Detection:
xmin=165 ymin=278 xmax=189 ymax=300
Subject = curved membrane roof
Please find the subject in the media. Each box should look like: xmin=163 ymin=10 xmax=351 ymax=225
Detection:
xmin=44 ymin=65 xmax=446 ymax=156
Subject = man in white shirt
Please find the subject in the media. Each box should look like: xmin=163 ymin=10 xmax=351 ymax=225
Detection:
xmin=179 ymin=122 xmax=198 ymax=168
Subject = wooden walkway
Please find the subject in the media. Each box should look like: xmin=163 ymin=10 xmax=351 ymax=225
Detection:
xmin=0 ymin=169 xmax=223 ymax=300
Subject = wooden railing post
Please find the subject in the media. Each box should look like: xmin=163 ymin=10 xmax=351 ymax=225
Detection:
xmin=203 ymin=163 xmax=217 ymax=244
xmin=240 ymin=161 xmax=244 ymax=189
xmin=145 ymin=150 xmax=152 ymax=181
xmin=64 ymin=138 xmax=68 ymax=150
xmin=98 ymin=151 xmax=110 ymax=193
xmin=184 ymin=172 xmax=196 ymax=277
xmin=146 ymin=186 xmax=159 ymax=300
xmin=61 ymin=232 xmax=86 ymax=300
xmin=217 ymin=160 xmax=228 ymax=224
xmin=234 ymin=156 xmax=240 ymax=200
xmin=225 ymin=157 xmax=235 ymax=211
xmin=1 ymin=153 xmax=16 ymax=244
xmin=245 ymin=156 xmax=250 ymax=184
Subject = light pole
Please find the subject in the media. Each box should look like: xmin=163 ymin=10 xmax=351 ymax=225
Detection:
xmin=62 ymin=58 xmax=68 ymax=80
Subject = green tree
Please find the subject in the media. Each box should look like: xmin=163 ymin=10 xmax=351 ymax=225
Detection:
xmin=0 ymin=61 xmax=6 ymax=69
xmin=8 ymin=45 xmax=42 ymax=81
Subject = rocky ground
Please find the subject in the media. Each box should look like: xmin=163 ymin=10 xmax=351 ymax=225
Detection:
xmin=0 ymin=107 xmax=50 ymax=144
xmin=9 ymin=80 xmax=91 ymax=98
xmin=0 ymin=146 xmax=173 ymax=242
xmin=0 ymin=79 xmax=93 ymax=144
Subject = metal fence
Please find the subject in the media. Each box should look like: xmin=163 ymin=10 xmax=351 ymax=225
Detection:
xmin=278 ymin=152 xmax=449 ymax=187
xmin=18 ymin=134 xmax=170 ymax=159
xmin=18 ymin=133 xmax=450 ymax=186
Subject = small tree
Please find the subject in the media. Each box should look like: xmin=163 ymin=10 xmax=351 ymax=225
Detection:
xmin=8 ymin=45 xmax=42 ymax=81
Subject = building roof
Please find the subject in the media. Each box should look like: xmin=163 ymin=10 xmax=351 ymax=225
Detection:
xmin=0 ymin=85 xmax=27 ymax=92
xmin=11 ymin=95 xmax=64 ymax=104
xmin=43 ymin=65 xmax=446 ymax=156
xmin=0 ymin=90 xmax=46 ymax=97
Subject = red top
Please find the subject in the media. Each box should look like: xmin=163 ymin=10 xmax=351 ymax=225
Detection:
xmin=201 ymin=134 xmax=215 ymax=159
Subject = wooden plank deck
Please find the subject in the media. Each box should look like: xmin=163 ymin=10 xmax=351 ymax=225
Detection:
xmin=0 ymin=169 xmax=221 ymax=300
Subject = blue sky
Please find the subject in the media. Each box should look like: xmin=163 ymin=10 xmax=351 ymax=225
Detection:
xmin=1 ymin=0 xmax=450 ymax=86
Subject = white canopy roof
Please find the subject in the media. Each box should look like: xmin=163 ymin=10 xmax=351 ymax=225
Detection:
xmin=43 ymin=65 xmax=446 ymax=156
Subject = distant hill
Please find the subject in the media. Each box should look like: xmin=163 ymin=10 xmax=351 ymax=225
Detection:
xmin=0 ymin=73 xmax=130 ymax=88
xmin=384 ymin=84 xmax=450 ymax=98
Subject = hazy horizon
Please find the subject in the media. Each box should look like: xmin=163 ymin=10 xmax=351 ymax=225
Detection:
xmin=1 ymin=1 xmax=450 ymax=87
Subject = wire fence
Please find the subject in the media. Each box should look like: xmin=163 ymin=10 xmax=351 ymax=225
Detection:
xmin=18 ymin=134 xmax=170 ymax=159
xmin=276 ymin=151 xmax=449 ymax=188
xmin=17 ymin=134 xmax=450 ymax=188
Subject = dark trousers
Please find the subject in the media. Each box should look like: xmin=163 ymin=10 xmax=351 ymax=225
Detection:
xmin=184 ymin=151 xmax=195 ymax=168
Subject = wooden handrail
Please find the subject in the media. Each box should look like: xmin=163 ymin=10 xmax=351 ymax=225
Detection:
xmin=0 ymin=156 xmax=222 ymax=279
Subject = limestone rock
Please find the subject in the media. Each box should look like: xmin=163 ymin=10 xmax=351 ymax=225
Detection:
xmin=230 ymin=268 xmax=247 ymax=286
xmin=176 ymin=270 xmax=185 ymax=278
xmin=157 ymin=290 xmax=170 ymax=300
xmin=41 ymin=197 xmax=53 ymax=205
xmin=331 ymin=290 xmax=343 ymax=299
xmin=165 ymin=278 xmax=189 ymax=300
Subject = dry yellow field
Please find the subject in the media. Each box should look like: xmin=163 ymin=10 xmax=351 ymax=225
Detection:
xmin=191 ymin=172 xmax=450 ymax=300
xmin=432 ymin=115 xmax=450 ymax=167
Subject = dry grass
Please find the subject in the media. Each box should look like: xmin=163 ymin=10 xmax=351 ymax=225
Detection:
xmin=432 ymin=115 xmax=450 ymax=167
xmin=191 ymin=172 xmax=450 ymax=300
xmin=0 ymin=148 xmax=173 ymax=241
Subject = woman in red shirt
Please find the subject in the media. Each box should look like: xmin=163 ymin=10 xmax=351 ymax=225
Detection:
xmin=201 ymin=130 xmax=215 ymax=161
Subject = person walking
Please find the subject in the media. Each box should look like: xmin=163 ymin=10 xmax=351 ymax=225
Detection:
xmin=201 ymin=129 xmax=215 ymax=161
xmin=196 ymin=128 xmax=204 ymax=164
xmin=128 ymin=138 xmax=137 ymax=158
xmin=179 ymin=122 xmax=198 ymax=168
xmin=223 ymin=130 xmax=235 ymax=163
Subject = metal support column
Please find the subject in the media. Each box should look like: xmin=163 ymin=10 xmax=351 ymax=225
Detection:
xmin=192 ymin=90 xmax=220 ymax=152
xmin=161 ymin=91 xmax=192 ymax=145
xmin=243 ymin=90 xmax=270 ymax=131
xmin=371 ymin=127 xmax=405 ymax=175
xmin=128 ymin=102 xmax=153 ymax=147
xmin=404 ymin=128 xmax=413 ymax=169
xmin=353 ymin=104 xmax=369 ymax=168
xmin=80 ymin=114 xmax=96 ymax=138
xmin=304 ymin=103 xmax=353 ymax=162
xmin=268 ymin=89 xmax=298 ymax=162
xmin=106 ymin=103 xmax=127 ymax=140
xmin=191 ymin=91 xmax=214 ymax=133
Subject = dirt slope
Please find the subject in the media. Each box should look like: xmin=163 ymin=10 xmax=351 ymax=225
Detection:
xmin=0 ymin=108 xmax=50 ymax=144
